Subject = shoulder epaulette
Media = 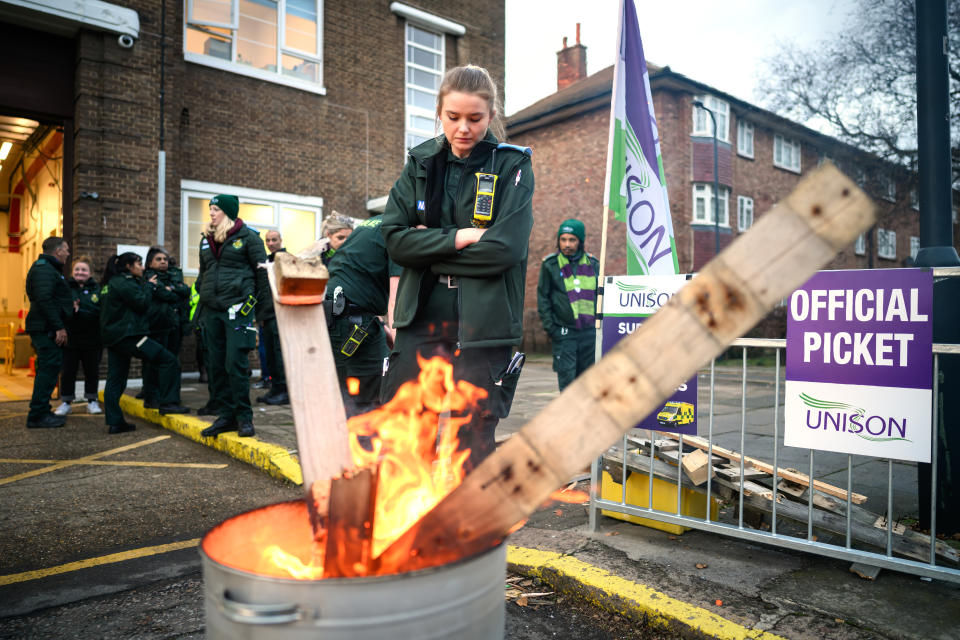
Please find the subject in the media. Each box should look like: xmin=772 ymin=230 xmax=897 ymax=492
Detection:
xmin=541 ymin=252 xmax=558 ymax=262
xmin=497 ymin=143 xmax=532 ymax=157
xmin=200 ymin=238 xmax=209 ymax=249
xmin=246 ymin=225 xmax=258 ymax=233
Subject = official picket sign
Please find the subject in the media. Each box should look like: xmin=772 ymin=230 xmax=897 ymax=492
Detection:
xmin=784 ymin=269 xmax=933 ymax=462
xmin=601 ymin=275 xmax=696 ymax=434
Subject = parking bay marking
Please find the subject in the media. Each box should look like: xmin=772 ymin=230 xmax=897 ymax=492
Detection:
xmin=0 ymin=435 xmax=174 ymax=486
xmin=0 ymin=538 xmax=201 ymax=586
xmin=0 ymin=459 xmax=227 ymax=470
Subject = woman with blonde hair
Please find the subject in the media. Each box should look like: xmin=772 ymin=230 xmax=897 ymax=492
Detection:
xmin=320 ymin=212 xmax=354 ymax=265
xmin=196 ymin=194 xmax=271 ymax=439
xmin=381 ymin=64 xmax=534 ymax=470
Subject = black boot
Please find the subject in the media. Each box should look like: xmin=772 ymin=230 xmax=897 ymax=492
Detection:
xmin=197 ymin=402 xmax=220 ymax=416
xmin=159 ymin=403 xmax=191 ymax=415
xmin=237 ymin=421 xmax=255 ymax=437
xmin=108 ymin=421 xmax=136 ymax=434
xmin=201 ymin=417 xmax=237 ymax=438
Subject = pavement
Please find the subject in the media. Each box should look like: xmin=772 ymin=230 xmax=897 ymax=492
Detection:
xmin=106 ymin=355 xmax=959 ymax=640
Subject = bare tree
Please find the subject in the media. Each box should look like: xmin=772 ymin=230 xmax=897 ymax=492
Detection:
xmin=759 ymin=0 xmax=959 ymax=187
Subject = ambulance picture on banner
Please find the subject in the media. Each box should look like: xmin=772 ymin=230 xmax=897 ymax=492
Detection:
xmin=601 ymin=274 xmax=696 ymax=434
xmin=785 ymin=269 xmax=933 ymax=463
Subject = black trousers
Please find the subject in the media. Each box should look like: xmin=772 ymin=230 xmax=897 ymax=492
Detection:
xmin=143 ymin=328 xmax=181 ymax=403
xmin=60 ymin=346 xmax=103 ymax=402
xmin=104 ymin=336 xmax=180 ymax=426
xmin=28 ymin=332 xmax=62 ymax=421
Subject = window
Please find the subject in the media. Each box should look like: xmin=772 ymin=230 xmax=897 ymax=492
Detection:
xmin=773 ymin=134 xmax=801 ymax=172
xmin=180 ymin=180 xmax=322 ymax=276
xmin=737 ymin=120 xmax=753 ymax=158
xmin=854 ymin=233 xmax=866 ymax=256
xmin=692 ymin=183 xmax=730 ymax=227
xmin=737 ymin=196 xmax=754 ymax=231
xmin=692 ymin=95 xmax=729 ymax=142
xmin=910 ymin=188 xmax=919 ymax=210
xmin=877 ymin=228 xmax=897 ymax=260
xmin=883 ymin=175 xmax=896 ymax=202
xmin=185 ymin=0 xmax=324 ymax=93
xmin=910 ymin=236 xmax=920 ymax=260
xmin=405 ymin=23 xmax=444 ymax=151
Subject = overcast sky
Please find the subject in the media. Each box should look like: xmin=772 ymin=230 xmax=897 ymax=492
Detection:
xmin=503 ymin=0 xmax=857 ymax=116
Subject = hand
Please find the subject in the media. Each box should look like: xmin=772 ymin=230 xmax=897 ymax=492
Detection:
xmin=383 ymin=324 xmax=396 ymax=349
xmin=54 ymin=329 xmax=67 ymax=346
xmin=454 ymin=228 xmax=486 ymax=250
xmin=73 ymin=300 xmax=80 ymax=312
xmin=148 ymin=274 xmax=158 ymax=285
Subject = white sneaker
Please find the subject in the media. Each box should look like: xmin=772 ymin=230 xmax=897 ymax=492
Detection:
xmin=54 ymin=402 xmax=71 ymax=416
xmin=87 ymin=400 xmax=103 ymax=415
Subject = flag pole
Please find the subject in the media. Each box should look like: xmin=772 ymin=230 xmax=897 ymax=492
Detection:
xmin=595 ymin=0 xmax=626 ymax=357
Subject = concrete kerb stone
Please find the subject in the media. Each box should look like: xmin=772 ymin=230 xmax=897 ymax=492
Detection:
xmin=506 ymin=546 xmax=787 ymax=640
xmin=101 ymin=391 xmax=303 ymax=485
xmin=110 ymin=389 xmax=785 ymax=639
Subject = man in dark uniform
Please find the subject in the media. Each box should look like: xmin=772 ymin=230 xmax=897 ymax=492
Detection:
xmin=257 ymin=229 xmax=288 ymax=405
xmin=326 ymin=214 xmax=400 ymax=416
xmin=537 ymin=218 xmax=600 ymax=391
xmin=197 ymin=194 xmax=271 ymax=438
xmin=25 ymin=237 xmax=75 ymax=428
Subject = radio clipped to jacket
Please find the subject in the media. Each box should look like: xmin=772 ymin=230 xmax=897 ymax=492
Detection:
xmin=472 ymin=172 xmax=498 ymax=224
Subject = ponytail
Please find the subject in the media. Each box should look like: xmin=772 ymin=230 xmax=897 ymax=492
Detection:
xmin=102 ymin=252 xmax=141 ymax=283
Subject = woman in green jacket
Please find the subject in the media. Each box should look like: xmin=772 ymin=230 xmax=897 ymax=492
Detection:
xmin=140 ymin=246 xmax=190 ymax=408
xmin=380 ymin=64 xmax=535 ymax=470
xmin=54 ymin=257 xmax=103 ymax=416
xmin=99 ymin=253 xmax=188 ymax=433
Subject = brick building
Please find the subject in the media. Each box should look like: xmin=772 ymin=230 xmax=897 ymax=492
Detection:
xmin=508 ymin=37 xmax=955 ymax=350
xmin=0 ymin=0 xmax=505 ymax=339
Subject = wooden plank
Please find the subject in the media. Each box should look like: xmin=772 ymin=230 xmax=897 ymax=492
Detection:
xmin=659 ymin=433 xmax=868 ymax=505
xmin=323 ymin=466 xmax=378 ymax=578
xmin=681 ymin=449 xmax=714 ymax=486
xmin=374 ymin=165 xmax=876 ymax=572
xmin=267 ymin=257 xmax=352 ymax=534
xmin=849 ymin=563 xmax=882 ymax=580
xmin=716 ymin=466 xmax=769 ymax=481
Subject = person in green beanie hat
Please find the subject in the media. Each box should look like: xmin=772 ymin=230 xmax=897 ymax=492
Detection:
xmin=196 ymin=193 xmax=271 ymax=439
xmin=537 ymin=218 xmax=600 ymax=391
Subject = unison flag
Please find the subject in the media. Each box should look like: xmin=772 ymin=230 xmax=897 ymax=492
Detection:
xmin=603 ymin=0 xmax=678 ymax=275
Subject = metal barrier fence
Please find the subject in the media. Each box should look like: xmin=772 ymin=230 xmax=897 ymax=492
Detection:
xmin=588 ymin=270 xmax=960 ymax=584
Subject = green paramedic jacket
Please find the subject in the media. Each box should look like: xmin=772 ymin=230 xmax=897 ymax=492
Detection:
xmin=24 ymin=255 xmax=73 ymax=334
xmin=99 ymin=273 xmax=150 ymax=347
xmin=195 ymin=221 xmax=271 ymax=322
xmin=536 ymin=251 xmax=600 ymax=339
xmin=381 ymin=133 xmax=534 ymax=348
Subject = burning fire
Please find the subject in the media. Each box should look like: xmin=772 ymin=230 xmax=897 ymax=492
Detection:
xmin=205 ymin=355 xmax=488 ymax=579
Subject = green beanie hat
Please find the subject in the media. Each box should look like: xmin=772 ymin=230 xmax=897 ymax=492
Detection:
xmin=557 ymin=218 xmax=585 ymax=243
xmin=210 ymin=194 xmax=240 ymax=220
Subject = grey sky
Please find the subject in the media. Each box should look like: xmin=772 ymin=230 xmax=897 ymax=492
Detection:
xmin=504 ymin=0 xmax=856 ymax=116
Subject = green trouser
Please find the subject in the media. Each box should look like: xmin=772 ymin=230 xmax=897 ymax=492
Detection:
xmin=379 ymin=285 xmax=520 ymax=472
xmin=202 ymin=308 xmax=256 ymax=423
xmin=262 ymin=317 xmax=286 ymax=390
xmin=28 ymin=332 xmax=62 ymax=421
xmin=143 ymin=327 xmax=182 ymax=403
xmin=104 ymin=336 xmax=180 ymax=426
xmin=328 ymin=312 xmax=388 ymax=417
xmin=552 ymin=327 xmax=596 ymax=392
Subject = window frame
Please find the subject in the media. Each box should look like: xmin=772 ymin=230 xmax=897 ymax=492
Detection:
xmin=736 ymin=119 xmax=754 ymax=158
xmin=883 ymin=174 xmax=896 ymax=202
xmin=773 ymin=134 xmax=801 ymax=173
xmin=404 ymin=21 xmax=445 ymax=152
xmin=184 ymin=0 xmax=326 ymax=95
xmin=737 ymin=195 xmax=754 ymax=231
xmin=877 ymin=228 xmax=897 ymax=260
xmin=910 ymin=236 xmax=920 ymax=260
xmin=179 ymin=179 xmax=323 ymax=277
xmin=910 ymin=188 xmax=920 ymax=210
xmin=692 ymin=95 xmax=730 ymax=143
xmin=854 ymin=233 xmax=866 ymax=256
xmin=692 ymin=183 xmax=730 ymax=227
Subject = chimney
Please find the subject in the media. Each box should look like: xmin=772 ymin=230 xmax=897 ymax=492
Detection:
xmin=557 ymin=23 xmax=587 ymax=91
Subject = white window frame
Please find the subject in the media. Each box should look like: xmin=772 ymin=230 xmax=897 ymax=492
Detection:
xmin=184 ymin=0 xmax=326 ymax=95
xmin=854 ymin=233 xmax=866 ymax=256
xmin=179 ymin=180 xmax=322 ymax=277
xmin=737 ymin=195 xmax=754 ymax=231
xmin=773 ymin=134 xmax=801 ymax=173
xmin=910 ymin=236 xmax=920 ymax=260
xmin=736 ymin=119 xmax=754 ymax=158
xmin=403 ymin=22 xmax=444 ymax=152
xmin=877 ymin=228 xmax=897 ymax=260
xmin=692 ymin=183 xmax=730 ymax=227
xmin=883 ymin=174 xmax=896 ymax=202
xmin=910 ymin=188 xmax=920 ymax=210
xmin=692 ymin=95 xmax=730 ymax=143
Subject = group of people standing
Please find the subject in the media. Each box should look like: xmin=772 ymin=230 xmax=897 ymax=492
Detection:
xmin=26 ymin=63 xmax=594 ymax=473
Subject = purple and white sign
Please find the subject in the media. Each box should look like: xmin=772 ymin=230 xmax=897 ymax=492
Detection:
xmin=601 ymin=275 xmax=696 ymax=435
xmin=785 ymin=269 xmax=933 ymax=462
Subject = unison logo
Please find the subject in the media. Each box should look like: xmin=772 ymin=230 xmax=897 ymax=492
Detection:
xmin=799 ymin=393 xmax=911 ymax=443
xmin=614 ymin=282 xmax=672 ymax=310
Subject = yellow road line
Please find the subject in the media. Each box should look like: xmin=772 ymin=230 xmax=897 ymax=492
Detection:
xmin=0 ymin=435 xmax=170 ymax=486
xmin=507 ymin=546 xmax=787 ymax=640
xmin=0 ymin=538 xmax=201 ymax=587
xmin=0 ymin=458 xmax=227 ymax=469
xmin=0 ymin=383 xmax=20 ymax=401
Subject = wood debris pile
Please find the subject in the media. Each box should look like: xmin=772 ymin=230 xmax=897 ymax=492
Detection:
xmin=504 ymin=575 xmax=558 ymax=609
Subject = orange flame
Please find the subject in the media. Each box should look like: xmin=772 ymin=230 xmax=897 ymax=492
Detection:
xmin=346 ymin=377 xmax=360 ymax=395
xmin=549 ymin=488 xmax=590 ymax=504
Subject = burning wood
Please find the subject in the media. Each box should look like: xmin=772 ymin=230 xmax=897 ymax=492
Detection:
xmin=374 ymin=164 xmax=876 ymax=572
xmin=323 ymin=466 xmax=379 ymax=578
